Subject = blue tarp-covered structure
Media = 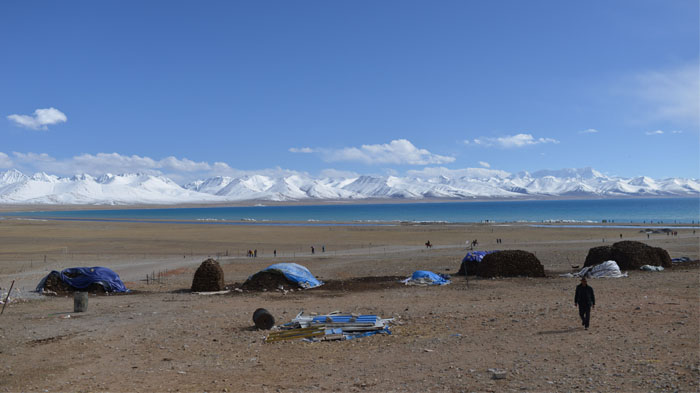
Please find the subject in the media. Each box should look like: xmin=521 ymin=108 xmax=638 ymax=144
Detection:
xmin=462 ymin=251 xmax=496 ymax=263
xmin=248 ymin=263 xmax=323 ymax=289
xmin=458 ymin=250 xmax=498 ymax=275
xmin=402 ymin=270 xmax=451 ymax=285
xmin=36 ymin=267 xmax=129 ymax=293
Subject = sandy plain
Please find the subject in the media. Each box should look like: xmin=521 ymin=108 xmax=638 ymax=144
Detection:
xmin=0 ymin=217 xmax=698 ymax=392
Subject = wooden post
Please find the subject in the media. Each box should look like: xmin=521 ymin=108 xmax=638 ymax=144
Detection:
xmin=1 ymin=280 xmax=15 ymax=315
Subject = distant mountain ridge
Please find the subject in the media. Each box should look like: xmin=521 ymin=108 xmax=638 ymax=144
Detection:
xmin=0 ymin=167 xmax=698 ymax=205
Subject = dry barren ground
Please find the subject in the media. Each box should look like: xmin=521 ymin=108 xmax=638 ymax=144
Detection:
xmin=0 ymin=219 xmax=698 ymax=392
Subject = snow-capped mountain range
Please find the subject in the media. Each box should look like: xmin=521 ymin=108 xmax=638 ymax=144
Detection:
xmin=0 ymin=168 xmax=698 ymax=205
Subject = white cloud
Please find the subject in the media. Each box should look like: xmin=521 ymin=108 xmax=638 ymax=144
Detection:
xmin=579 ymin=128 xmax=599 ymax=134
xmin=469 ymin=133 xmax=559 ymax=148
xmin=631 ymin=62 xmax=700 ymax=126
xmin=0 ymin=152 xmax=13 ymax=168
xmin=319 ymin=168 xmax=359 ymax=179
xmin=645 ymin=130 xmax=664 ymax=135
xmin=322 ymin=139 xmax=455 ymax=165
xmin=7 ymin=107 xmax=67 ymax=130
xmin=478 ymin=161 xmax=490 ymax=168
xmin=672 ymin=130 xmax=683 ymax=134
xmin=407 ymin=166 xmax=511 ymax=179
xmin=289 ymin=147 xmax=315 ymax=153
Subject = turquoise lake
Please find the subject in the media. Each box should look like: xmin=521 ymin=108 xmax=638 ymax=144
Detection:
xmin=4 ymin=198 xmax=699 ymax=224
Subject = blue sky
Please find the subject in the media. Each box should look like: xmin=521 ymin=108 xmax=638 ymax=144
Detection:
xmin=1 ymin=0 xmax=698 ymax=182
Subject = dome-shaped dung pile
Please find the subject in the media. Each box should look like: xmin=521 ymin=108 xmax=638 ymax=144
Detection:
xmin=476 ymin=250 xmax=545 ymax=278
xmin=584 ymin=241 xmax=671 ymax=270
xmin=191 ymin=259 xmax=225 ymax=292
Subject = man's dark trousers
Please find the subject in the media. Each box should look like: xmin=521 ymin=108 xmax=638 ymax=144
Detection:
xmin=579 ymin=305 xmax=591 ymax=328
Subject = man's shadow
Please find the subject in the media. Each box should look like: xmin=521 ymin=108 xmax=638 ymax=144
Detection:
xmin=536 ymin=327 xmax=582 ymax=335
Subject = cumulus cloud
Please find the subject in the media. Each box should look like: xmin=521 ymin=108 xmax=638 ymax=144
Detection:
xmin=478 ymin=161 xmax=490 ymax=168
xmin=645 ymin=130 xmax=664 ymax=135
xmin=7 ymin=107 xmax=67 ymax=130
xmin=322 ymin=139 xmax=455 ymax=165
xmin=468 ymin=133 xmax=559 ymax=148
xmin=579 ymin=128 xmax=599 ymax=134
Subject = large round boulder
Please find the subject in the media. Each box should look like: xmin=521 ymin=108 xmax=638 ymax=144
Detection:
xmin=476 ymin=250 xmax=545 ymax=278
xmin=191 ymin=259 xmax=225 ymax=292
xmin=584 ymin=241 xmax=671 ymax=270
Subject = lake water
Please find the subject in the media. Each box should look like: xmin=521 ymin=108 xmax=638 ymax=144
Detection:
xmin=4 ymin=198 xmax=699 ymax=224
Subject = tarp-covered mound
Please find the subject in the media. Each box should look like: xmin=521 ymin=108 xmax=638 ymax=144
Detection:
xmin=242 ymin=263 xmax=323 ymax=291
xmin=191 ymin=258 xmax=225 ymax=292
xmin=562 ymin=261 xmax=627 ymax=278
xmin=36 ymin=267 xmax=129 ymax=295
xmin=476 ymin=250 xmax=545 ymax=278
xmin=584 ymin=241 xmax=671 ymax=270
xmin=401 ymin=270 xmax=451 ymax=286
xmin=457 ymin=251 xmax=497 ymax=276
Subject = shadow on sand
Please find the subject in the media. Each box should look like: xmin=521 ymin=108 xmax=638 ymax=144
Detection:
xmin=536 ymin=327 xmax=581 ymax=335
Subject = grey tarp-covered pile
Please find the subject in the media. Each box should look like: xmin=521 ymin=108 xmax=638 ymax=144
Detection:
xmin=561 ymin=260 xmax=627 ymax=278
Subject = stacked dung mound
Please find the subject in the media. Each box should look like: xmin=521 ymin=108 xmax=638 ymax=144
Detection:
xmin=241 ymin=271 xmax=297 ymax=291
xmin=242 ymin=263 xmax=323 ymax=291
xmin=583 ymin=241 xmax=671 ymax=270
xmin=41 ymin=272 xmax=81 ymax=294
xmin=37 ymin=267 xmax=127 ymax=295
xmin=458 ymin=251 xmax=497 ymax=276
xmin=476 ymin=250 xmax=545 ymax=278
xmin=584 ymin=246 xmax=613 ymax=267
xmin=191 ymin=259 xmax=225 ymax=292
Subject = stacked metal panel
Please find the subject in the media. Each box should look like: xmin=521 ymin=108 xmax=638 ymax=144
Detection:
xmin=265 ymin=311 xmax=392 ymax=342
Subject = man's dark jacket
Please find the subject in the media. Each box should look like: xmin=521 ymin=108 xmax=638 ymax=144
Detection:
xmin=575 ymin=284 xmax=595 ymax=308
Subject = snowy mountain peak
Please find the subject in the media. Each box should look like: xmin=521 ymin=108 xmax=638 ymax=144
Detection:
xmin=0 ymin=168 xmax=697 ymax=205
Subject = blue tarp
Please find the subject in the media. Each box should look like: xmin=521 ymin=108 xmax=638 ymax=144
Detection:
xmin=36 ymin=267 xmax=129 ymax=293
xmin=255 ymin=263 xmax=323 ymax=289
xmin=462 ymin=251 xmax=497 ymax=263
xmin=402 ymin=270 xmax=451 ymax=285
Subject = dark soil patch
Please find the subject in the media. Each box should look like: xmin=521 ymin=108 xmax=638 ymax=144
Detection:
xmin=235 ymin=275 xmax=406 ymax=292
xmin=191 ymin=259 xmax=225 ymax=292
xmin=317 ymin=276 xmax=405 ymax=291
xmin=476 ymin=250 xmax=545 ymax=278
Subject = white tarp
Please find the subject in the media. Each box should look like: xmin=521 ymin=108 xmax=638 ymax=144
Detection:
xmin=640 ymin=265 xmax=664 ymax=271
xmin=561 ymin=260 xmax=627 ymax=278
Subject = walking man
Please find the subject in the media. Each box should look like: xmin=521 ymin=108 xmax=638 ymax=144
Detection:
xmin=574 ymin=277 xmax=595 ymax=330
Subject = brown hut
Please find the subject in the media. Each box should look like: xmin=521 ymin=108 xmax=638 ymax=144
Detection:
xmin=191 ymin=259 xmax=225 ymax=292
xmin=476 ymin=250 xmax=545 ymax=278
xmin=583 ymin=241 xmax=671 ymax=270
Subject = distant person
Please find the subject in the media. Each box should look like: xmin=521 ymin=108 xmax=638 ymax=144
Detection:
xmin=322 ymin=245 xmax=325 ymax=253
xmin=274 ymin=249 xmax=277 ymax=257
xmin=254 ymin=249 xmax=257 ymax=258
xmin=311 ymin=246 xmax=315 ymax=254
xmin=574 ymin=277 xmax=595 ymax=330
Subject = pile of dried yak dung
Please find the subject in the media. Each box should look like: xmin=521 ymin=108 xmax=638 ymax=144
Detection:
xmin=476 ymin=250 xmax=545 ymax=278
xmin=241 ymin=271 xmax=296 ymax=291
xmin=41 ymin=271 xmax=106 ymax=295
xmin=584 ymin=241 xmax=671 ymax=270
xmin=191 ymin=259 xmax=225 ymax=292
